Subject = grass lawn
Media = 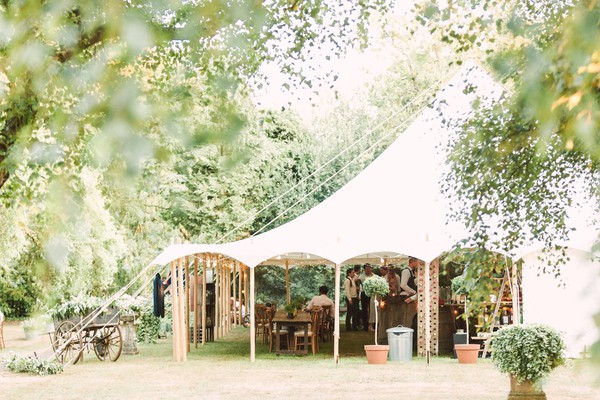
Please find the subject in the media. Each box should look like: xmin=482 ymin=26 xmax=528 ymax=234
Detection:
xmin=1 ymin=322 xmax=599 ymax=399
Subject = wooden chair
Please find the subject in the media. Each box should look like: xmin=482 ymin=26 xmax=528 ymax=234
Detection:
xmin=254 ymin=305 xmax=269 ymax=345
xmin=319 ymin=305 xmax=333 ymax=342
xmin=267 ymin=309 xmax=289 ymax=352
xmin=294 ymin=307 xmax=321 ymax=355
xmin=0 ymin=311 xmax=5 ymax=349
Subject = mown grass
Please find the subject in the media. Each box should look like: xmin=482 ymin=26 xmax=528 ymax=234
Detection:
xmin=2 ymin=325 xmax=599 ymax=400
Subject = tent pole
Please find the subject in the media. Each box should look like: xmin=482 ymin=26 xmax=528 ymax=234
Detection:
xmin=425 ymin=261 xmax=431 ymax=365
xmin=238 ymin=262 xmax=243 ymax=325
xmin=202 ymin=254 xmax=207 ymax=346
xmin=250 ymin=266 xmax=256 ymax=362
xmin=170 ymin=260 xmax=179 ymax=361
xmin=178 ymin=257 xmax=187 ymax=361
xmin=192 ymin=254 xmax=198 ymax=349
xmin=285 ymin=260 xmax=290 ymax=304
xmin=214 ymin=255 xmax=219 ymax=340
xmin=193 ymin=255 xmax=199 ymax=348
xmin=334 ymin=263 xmax=341 ymax=365
xmin=233 ymin=261 xmax=237 ymax=326
xmin=227 ymin=262 xmax=232 ymax=333
xmin=185 ymin=256 xmax=190 ymax=353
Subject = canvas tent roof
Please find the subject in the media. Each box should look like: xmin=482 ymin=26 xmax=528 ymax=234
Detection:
xmin=150 ymin=62 xmax=598 ymax=269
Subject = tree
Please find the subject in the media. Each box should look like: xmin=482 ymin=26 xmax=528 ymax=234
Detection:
xmin=0 ymin=1 xmax=399 ymax=307
xmin=415 ymin=0 xmax=599 ymax=360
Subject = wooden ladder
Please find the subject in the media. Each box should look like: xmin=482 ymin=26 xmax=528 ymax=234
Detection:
xmin=481 ymin=270 xmax=509 ymax=358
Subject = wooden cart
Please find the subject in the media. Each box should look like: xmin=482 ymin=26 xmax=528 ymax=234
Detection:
xmin=50 ymin=307 xmax=122 ymax=364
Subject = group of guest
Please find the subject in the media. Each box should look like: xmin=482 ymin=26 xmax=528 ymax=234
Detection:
xmin=344 ymin=257 xmax=420 ymax=332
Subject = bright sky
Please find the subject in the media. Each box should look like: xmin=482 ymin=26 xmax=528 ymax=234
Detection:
xmin=252 ymin=1 xmax=417 ymax=124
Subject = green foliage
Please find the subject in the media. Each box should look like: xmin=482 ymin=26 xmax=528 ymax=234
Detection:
xmin=362 ymin=275 xmax=390 ymax=298
xmin=136 ymin=306 xmax=161 ymax=344
xmin=450 ymin=275 xmax=469 ymax=295
xmin=255 ymin=265 xmax=335 ymax=307
xmin=492 ymin=324 xmax=566 ymax=383
xmin=3 ymin=352 xmax=63 ymax=375
xmin=48 ymin=292 xmax=104 ymax=321
xmin=0 ymin=265 xmax=41 ymax=318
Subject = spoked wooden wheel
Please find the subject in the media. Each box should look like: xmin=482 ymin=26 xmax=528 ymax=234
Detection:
xmin=53 ymin=321 xmax=83 ymax=365
xmin=93 ymin=326 xmax=122 ymax=362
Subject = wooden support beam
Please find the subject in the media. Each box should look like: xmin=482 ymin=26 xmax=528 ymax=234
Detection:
xmin=238 ymin=262 xmax=243 ymax=325
xmin=171 ymin=260 xmax=179 ymax=361
xmin=185 ymin=256 xmax=190 ymax=353
xmin=334 ymin=263 xmax=340 ymax=365
xmin=250 ymin=266 xmax=255 ymax=362
xmin=214 ymin=255 xmax=220 ymax=340
xmin=425 ymin=261 xmax=431 ymax=365
xmin=178 ymin=257 xmax=187 ymax=361
xmin=193 ymin=255 xmax=199 ymax=348
xmin=233 ymin=261 xmax=237 ymax=326
xmin=202 ymin=254 xmax=207 ymax=346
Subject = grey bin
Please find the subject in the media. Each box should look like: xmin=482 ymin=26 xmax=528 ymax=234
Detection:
xmin=386 ymin=326 xmax=414 ymax=361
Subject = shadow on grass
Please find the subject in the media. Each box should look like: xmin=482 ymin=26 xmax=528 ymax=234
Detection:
xmin=154 ymin=326 xmax=382 ymax=360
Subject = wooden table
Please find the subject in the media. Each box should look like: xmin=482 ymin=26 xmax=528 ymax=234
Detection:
xmin=272 ymin=310 xmax=311 ymax=355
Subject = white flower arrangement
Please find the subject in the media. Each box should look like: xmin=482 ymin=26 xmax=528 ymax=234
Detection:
xmin=362 ymin=275 xmax=390 ymax=298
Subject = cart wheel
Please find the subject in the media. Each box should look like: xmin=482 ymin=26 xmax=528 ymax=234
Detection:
xmin=53 ymin=321 xmax=83 ymax=365
xmin=93 ymin=326 xmax=122 ymax=362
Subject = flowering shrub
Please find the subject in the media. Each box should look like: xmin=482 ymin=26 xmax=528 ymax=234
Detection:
xmin=362 ymin=275 xmax=390 ymax=298
xmin=48 ymin=293 xmax=104 ymax=321
xmin=492 ymin=324 xmax=566 ymax=383
xmin=115 ymin=294 xmax=149 ymax=315
xmin=3 ymin=352 xmax=63 ymax=375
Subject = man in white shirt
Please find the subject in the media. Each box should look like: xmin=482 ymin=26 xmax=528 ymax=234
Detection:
xmin=344 ymin=267 xmax=359 ymax=331
xmin=306 ymin=286 xmax=334 ymax=311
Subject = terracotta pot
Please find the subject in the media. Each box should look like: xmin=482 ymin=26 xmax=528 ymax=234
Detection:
xmin=364 ymin=345 xmax=389 ymax=364
xmin=508 ymin=375 xmax=547 ymax=399
xmin=454 ymin=344 xmax=480 ymax=364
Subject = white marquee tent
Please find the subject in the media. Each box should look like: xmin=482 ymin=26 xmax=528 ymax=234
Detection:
xmin=149 ymin=62 xmax=599 ymax=361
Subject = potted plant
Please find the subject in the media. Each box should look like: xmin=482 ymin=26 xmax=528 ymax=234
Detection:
xmin=362 ymin=275 xmax=390 ymax=364
xmin=492 ymin=324 xmax=565 ymax=399
xmin=22 ymin=316 xmax=48 ymax=340
xmin=284 ymin=303 xmax=296 ymax=319
xmin=451 ymin=275 xmax=480 ymax=363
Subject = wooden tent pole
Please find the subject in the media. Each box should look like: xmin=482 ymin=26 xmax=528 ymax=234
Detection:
xmin=250 ymin=266 xmax=256 ymax=362
xmin=223 ymin=262 xmax=231 ymax=333
xmin=244 ymin=266 xmax=249 ymax=318
xmin=285 ymin=260 xmax=290 ymax=304
xmin=334 ymin=263 xmax=341 ymax=365
xmin=178 ymin=257 xmax=187 ymax=361
xmin=170 ymin=260 xmax=179 ymax=361
xmin=233 ymin=261 xmax=237 ymax=326
xmin=185 ymin=256 xmax=190 ymax=353
xmin=237 ymin=261 xmax=244 ymax=325
xmin=202 ymin=254 xmax=207 ymax=345
xmin=425 ymin=261 xmax=431 ymax=365
xmin=193 ymin=255 xmax=199 ymax=348
xmin=214 ymin=255 xmax=220 ymax=340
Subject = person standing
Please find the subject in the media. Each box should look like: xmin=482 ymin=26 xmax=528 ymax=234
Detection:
xmin=400 ymin=257 xmax=419 ymax=351
xmin=344 ymin=267 xmax=359 ymax=331
xmin=359 ymin=263 xmax=375 ymax=331
xmin=386 ymin=265 xmax=401 ymax=296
